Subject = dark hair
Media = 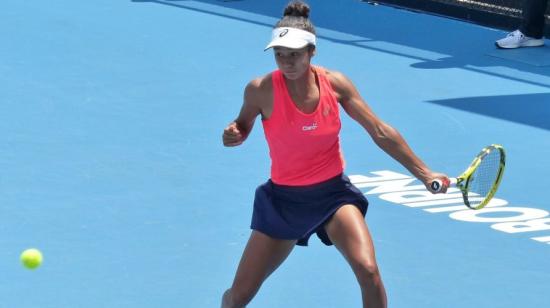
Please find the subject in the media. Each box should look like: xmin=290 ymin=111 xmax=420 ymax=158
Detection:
xmin=275 ymin=1 xmax=316 ymax=35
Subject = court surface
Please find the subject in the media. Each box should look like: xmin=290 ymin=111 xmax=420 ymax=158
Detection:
xmin=1 ymin=1 xmax=549 ymax=307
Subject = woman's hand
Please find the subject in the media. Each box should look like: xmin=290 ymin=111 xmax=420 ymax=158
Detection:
xmin=223 ymin=122 xmax=245 ymax=147
xmin=424 ymin=172 xmax=450 ymax=194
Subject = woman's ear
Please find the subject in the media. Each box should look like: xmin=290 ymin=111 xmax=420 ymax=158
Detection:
xmin=309 ymin=45 xmax=316 ymax=57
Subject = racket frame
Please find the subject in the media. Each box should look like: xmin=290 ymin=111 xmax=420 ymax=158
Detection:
xmin=454 ymin=144 xmax=506 ymax=210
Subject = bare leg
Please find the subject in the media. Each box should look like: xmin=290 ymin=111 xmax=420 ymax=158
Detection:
xmin=325 ymin=204 xmax=387 ymax=308
xmin=221 ymin=230 xmax=296 ymax=308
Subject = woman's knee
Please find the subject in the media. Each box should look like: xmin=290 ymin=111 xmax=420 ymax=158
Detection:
xmin=223 ymin=284 xmax=259 ymax=307
xmin=351 ymin=257 xmax=382 ymax=286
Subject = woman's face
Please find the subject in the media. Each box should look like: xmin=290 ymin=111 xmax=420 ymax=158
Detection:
xmin=273 ymin=46 xmax=314 ymax=80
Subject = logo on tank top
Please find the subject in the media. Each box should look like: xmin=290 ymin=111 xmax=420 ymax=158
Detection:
xmin=302 ymin=122 xmax=318 ymax=131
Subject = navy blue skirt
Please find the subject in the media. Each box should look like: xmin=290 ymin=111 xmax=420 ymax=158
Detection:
xmin=251 ymin=174 xmax=369 ymax=246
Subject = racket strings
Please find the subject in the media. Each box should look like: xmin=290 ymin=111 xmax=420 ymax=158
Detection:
xmin=466 ymin=149 xmax=501 ymax=207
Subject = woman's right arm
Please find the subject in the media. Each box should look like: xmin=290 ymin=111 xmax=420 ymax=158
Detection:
xmin=222 ymin=78 xmax=265 ymax=147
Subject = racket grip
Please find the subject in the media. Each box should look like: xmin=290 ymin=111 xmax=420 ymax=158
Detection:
xmin=430 ymin=178 xmax=454 ymax=193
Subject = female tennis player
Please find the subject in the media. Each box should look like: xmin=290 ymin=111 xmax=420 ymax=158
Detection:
xmin=221 ymin=1 xmax=449 ymax=307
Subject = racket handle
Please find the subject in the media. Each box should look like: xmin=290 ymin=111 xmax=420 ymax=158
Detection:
xmin=430 ymin=178 xmax=456 ymax=193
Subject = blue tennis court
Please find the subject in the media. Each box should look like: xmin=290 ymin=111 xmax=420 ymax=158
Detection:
xmin=1 ymin=0 xmax=549 ymax=307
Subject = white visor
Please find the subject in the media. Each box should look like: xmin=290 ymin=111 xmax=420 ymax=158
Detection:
xmin=264 ymin=27 xmax=316 ymax=51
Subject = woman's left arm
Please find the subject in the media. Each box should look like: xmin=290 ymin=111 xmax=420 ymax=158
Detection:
xmin=328 ymin=70 xmax=447 ymax=192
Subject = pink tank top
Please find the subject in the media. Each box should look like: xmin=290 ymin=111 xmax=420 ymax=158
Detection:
xmin=262 ymin=66 xmax=345 ymax=186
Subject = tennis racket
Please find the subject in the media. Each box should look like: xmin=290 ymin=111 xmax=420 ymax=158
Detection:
xmin=430 ymin=144 xmax=506 ymax=210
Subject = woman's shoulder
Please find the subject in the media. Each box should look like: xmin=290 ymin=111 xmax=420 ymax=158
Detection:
xmin=243 ymin=72 xmax=274 ymax=111
xmin=315 ymin=66 xmax=353 ymax=96
xmin=245 ymin=72 xmax=274 ymax=96
xmin=316 ymin=66 xmax=346 ymax=84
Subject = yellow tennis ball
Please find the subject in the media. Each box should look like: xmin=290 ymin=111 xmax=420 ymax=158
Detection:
xmin=20 ymin=248 xmax=43 ymax=269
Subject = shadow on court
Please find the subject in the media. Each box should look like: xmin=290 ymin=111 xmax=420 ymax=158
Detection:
xmin=428 ymin=92 xmax=550 ymax=131
xmin=131 ymin=0 xmax=550 ymax=135
xmin=132 ymin=0 xmax=550 ymax=88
